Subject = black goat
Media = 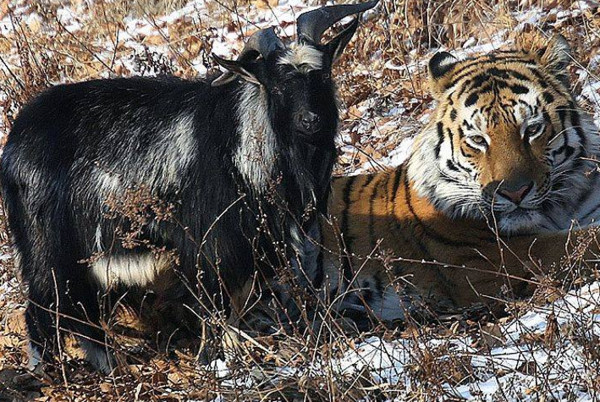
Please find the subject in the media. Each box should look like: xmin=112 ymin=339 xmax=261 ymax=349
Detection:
xmin=0 ymin=1 xmax=377 ymax=372
xmin=0 ymin=1 xmax=378 ymax=373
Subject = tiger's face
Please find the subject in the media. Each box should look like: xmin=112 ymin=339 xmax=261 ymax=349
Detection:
xmin=408 ymin=36 xmax=598 ymax=234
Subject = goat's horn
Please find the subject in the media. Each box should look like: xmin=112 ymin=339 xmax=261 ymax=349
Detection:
xmin=296 ymin=0 xmax=379 ymax=45
xmin=239 ymin=27 xmax=284 ymax=61
xmin=210 ymin=27 xmax=284 ymax=87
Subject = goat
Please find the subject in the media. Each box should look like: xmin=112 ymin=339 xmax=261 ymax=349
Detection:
xmin=0 ymin=1 xmax=378 ymax=373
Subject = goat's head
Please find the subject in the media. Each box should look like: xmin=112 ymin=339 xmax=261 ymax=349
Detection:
xmin=212 ymin=1 xmax=378 ymax=144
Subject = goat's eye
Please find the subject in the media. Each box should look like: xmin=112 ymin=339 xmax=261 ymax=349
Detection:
xmin=271 ymin=87 xmax=282 ymax=96
xmin=525 ymin=122 xmax=544 ymax=139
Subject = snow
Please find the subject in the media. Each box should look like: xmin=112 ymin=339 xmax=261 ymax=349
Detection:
xmin=350 ymin=136 xmax=414 ymax=175
xmin=327 ymin=282 xmax=600 ymax=400
xmin=331 ymin=336 xmax=411 ymax=383
xmin=0 ymin=278 xmax=18 ymax=303
xmin=514 ymin=8 xmax=544 ymax=30
xmin=56 ymin=7 xmax=83 ymax=32
xmin=204 ymin=281 xmax=600 ymax=399
xmin=1 ymin=1 xmax=600 ymax=400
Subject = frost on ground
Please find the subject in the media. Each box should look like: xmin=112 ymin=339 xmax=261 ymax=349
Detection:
xmin=329 ymin=282 xmax=600 ymax=400
xmin=201 ymin=283 xmax=600 ymax=401
xmin=1 ymin=0 xmax=600 ymax=400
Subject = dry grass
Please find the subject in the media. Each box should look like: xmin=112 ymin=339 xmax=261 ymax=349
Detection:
xmin=1 ymin=0 xmax=600 ymax=400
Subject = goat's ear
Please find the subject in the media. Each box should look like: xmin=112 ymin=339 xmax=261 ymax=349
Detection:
xmin=211 ymin=54 xmax=264 ymax=87
xmin=537 ymin=34 xmax=572 ymax=88
xmin=428 ymin=51 xmax=459 ymax=99
xmin=324 ymin=18 xmax=360 ymax=64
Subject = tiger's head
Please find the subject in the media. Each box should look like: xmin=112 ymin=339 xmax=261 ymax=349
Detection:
xmin=408 ymin=35 xmax=599 ymax=234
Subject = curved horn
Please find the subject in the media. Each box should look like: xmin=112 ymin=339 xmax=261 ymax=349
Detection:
xmin=211 ymin=27 xmax=284 ymax=87
xmin=296 ymin=0 xmax=379 ymax=45
xmin=238 ymin=27 xmax=284 ymax=61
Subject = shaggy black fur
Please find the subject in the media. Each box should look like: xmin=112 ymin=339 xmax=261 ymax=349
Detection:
xmin=0 ymin=31 xmax=356 ymax=370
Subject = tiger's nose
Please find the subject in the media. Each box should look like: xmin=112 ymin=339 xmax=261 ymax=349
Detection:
xmin=498 ymin=182 xmax=534 ymax=205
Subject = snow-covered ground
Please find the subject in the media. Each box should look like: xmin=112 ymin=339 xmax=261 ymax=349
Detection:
xmin=1 ymin=0 xmax=600 ymax=400
xmin=334 ymin=282 xmax=600 ymax=400
xmin=203 ymin=281 xmax=600 ymax=400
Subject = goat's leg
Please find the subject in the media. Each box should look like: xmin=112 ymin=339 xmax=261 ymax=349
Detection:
xmin=24 ymin=268 xmax=59 ymax=371
xmin=61 ymin=266 xmax=115 ymax=375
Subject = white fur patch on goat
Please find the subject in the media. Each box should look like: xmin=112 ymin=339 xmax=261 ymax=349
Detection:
xmin=90 ymin=253 xmax=170 ymax=288
xmin=95 ymin=225 xmax=104 ymax=253
xmin=27 ymin=342 xmax=42 ymax=371
xmin=291 ymin=221 xmax=321 ymax=286
xmin=90 ymin=114 xmax=196 ymax=198
xmin=278 ymin=44 xmax=323 ymax=72
xmin=146 ymin=113 xmax=196 ymax=192
xmin=97 ymin=170 xmax=121 ymax=196
xmin=234 ymin=82 xmax=276 ymax=192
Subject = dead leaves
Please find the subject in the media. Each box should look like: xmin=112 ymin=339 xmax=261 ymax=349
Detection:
xmin=253 ymin=0 xmax=279 ymax=10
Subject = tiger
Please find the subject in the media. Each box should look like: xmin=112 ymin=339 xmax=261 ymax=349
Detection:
xmin=318 ymin=35 xmax=600 ymax=325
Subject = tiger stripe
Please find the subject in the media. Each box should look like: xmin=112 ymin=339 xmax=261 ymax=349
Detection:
xmin=321 ymin=36 xmax=600 ymax=326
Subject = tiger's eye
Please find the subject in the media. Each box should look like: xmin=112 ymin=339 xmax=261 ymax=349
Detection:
xmin=471 ymin=135 xmax=486 ymax=145
xmin=525 ymin=122 xmax=543 ymax=137
xmin=466 ymin=135 xmax=487 ymax=151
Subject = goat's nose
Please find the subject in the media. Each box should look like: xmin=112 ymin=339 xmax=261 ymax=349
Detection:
xmin=498 ymin=181 xmax=534 ymax=205
xmin=298 ymin=111 xmax=321 ymax=133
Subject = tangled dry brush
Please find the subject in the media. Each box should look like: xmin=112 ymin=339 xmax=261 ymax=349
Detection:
xmin=1 ymin=0 xmax=600 ymax=400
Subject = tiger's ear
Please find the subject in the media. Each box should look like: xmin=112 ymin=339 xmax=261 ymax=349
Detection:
xmin=428 ymin=51 xmax=459 ymax=99
xmin=537 ymin=34 xmax=572 ymax=88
